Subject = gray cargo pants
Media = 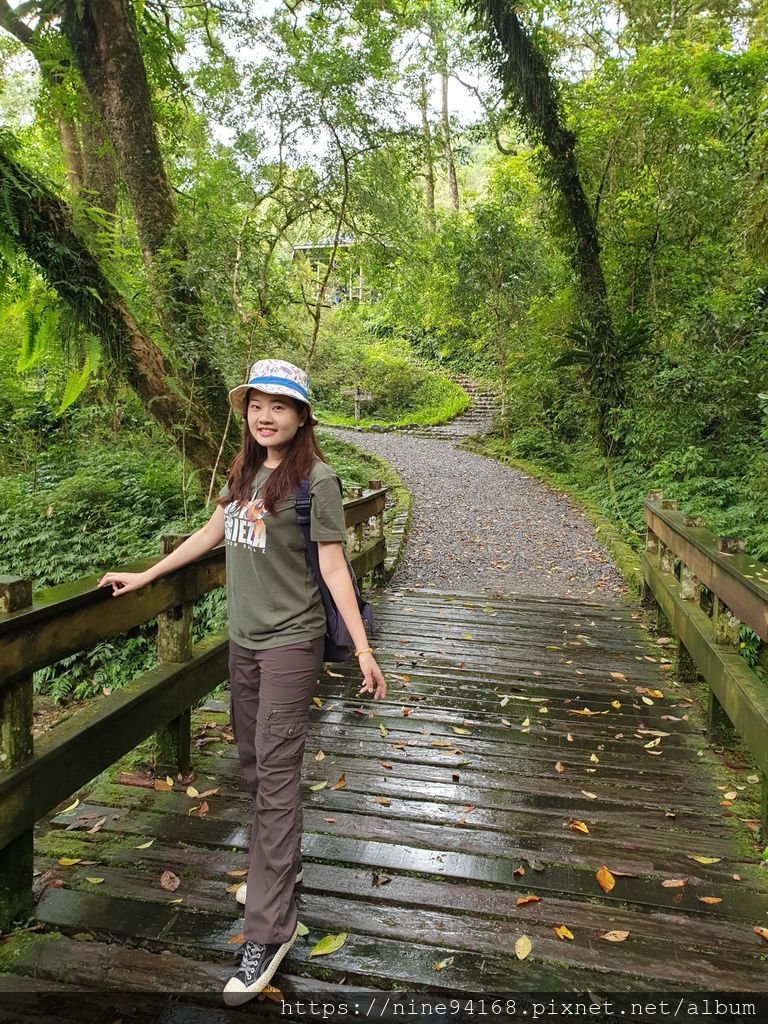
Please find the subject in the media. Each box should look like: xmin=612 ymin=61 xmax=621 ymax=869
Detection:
xmin=228 ymin=636 xmax=324 ymax=944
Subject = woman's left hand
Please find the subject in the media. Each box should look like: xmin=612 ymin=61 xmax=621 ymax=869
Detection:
xmin=357 ymin=653 xmax=387 ymax=701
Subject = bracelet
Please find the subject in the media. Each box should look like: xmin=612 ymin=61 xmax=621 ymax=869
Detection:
xmin=355 ymin=647 xmax=374 ymax=657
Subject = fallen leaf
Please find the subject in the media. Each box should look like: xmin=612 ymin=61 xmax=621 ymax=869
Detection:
xmin=309 ymin=932 xmax=347 ymax=957
xmin=153 ymin=779 xmax=172 ymax=792
xmin=687 ymin=855 xmax=721 ymax=864
xmin=296 ymin=921 xmax=309 ymax=936
xmin=370 ymin=797 xmax=391 ymax=806
xmin=462 ymin=634 xmax=474 ymax=640
xmin=754 ymin=926 xmax=768 ymax=941
xmin=84 ymin=877 xmax=104 ymax=884
xmin=569 ymin=820 xmax=590 ymax=834
xmin=661 ymin=878 xmax=688 ymax=888
xmin=644 ymin=688 xmax=664 ymax=698
xmin=197 ymin=787 xmax=220 ymax=799
xmin=325 ymin=669 xmax=343 ymax=678
xmin=514 ymin=866 xmax=526 ymax=877
xmin=160 ymin=870 xmax=180 ymax=892
xmin=309 ymin=781 xmax=328 ymax=791
xmin=724 ymin=791 xmax=737 ymax=801
xmin=401 ymin=707 xmax=412 ymax=717
xmin=590 ymin=754 xmax=599 ymax=764
xmin=698 ymin=896 xmax=723 ymax=905
xmin=555 ymin=761 xmax=566 ymax=773
xmin=610 ymin=672 xmax=627 ymax=681
xmin=515 ymin=935 xmax=532 ymax=960
xmin=226 ymin=869 xmax=248 ymax=877
xmin=371 ymin=872 xmax=392 ymax=887
xmin=554 ymin=925 xmax=574 ymax=940
xmin=516 ymin=895 xmax=541 ymax=907
xmin=323 ymin=817 xmax=337 ymax=823
xmin=452 ymin=726 xmax=471 ymax=735
xmin=582 ymin=791 xmax=598 ymax=800
xmin=225 ymin=883 xmax=240 ymax=893
xmin=434 ymin=956 xmax=455 ymax=971
xmin=312 ymin=697 xmax=323 ymax=708
xmin=228 ymin=932 xmax=245 ymax=945
xmin=86 ymin=817 xmax=106 ymax=834
xmin=611 ymin=700 xmax=621 ymax=709
xmin=596 ymin=866 xmax=615 ymax=893
xmin=169 ymin=898 xmax=183 ymax=905
xmin=379 ymin=723 xmax=388 ymax=737
xmin=330 ymin=774 xmax=347 ymax=791
xmin=642 ymin=696 xmax=654 ymax=706
xmin=186 ymin=786 xmax=199 ymax=798
xmin=57 ymin=858 xmax=82 ymax=867
xmin=600 ymin=930 xmax=629 ymax=942
xmin=61 ymin=799 xmax=80 ymax=814
xmin=135 ymin=840 xmax=154 ymax=850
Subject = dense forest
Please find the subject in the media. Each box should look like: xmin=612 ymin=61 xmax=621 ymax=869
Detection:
xmin=1 ymin=0 xmax=767 ymax=699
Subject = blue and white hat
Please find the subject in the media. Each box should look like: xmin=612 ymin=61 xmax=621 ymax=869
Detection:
xmin=229 ymin=359 xmax=317 ymax=423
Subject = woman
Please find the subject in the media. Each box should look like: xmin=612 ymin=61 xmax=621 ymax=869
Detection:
xmin=99 ymin=358 xmax=387 ymax=1005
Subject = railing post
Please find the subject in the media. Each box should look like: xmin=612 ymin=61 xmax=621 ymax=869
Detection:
xmin=708 ymin=545 xmax=745 ymax=746
xmin=369 ymin=479 xmax=387 ymax=587
xmin=345 ymin=488 xmax=364 ymax=582
xmin=641 ymin=489 xmax=662 ymax=610
xmin=0 ymin=576 xmax=34 ymax=928
xmin=155 ymin=535 xmax=193 ymax=775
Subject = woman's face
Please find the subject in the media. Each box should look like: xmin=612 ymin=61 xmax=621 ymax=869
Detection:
xmin=246 ymin=390 xmax=306 ymax=461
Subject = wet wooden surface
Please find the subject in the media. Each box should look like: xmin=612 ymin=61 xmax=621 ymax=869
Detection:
xmin=2 ymin=587 xmax=768 ymax=1007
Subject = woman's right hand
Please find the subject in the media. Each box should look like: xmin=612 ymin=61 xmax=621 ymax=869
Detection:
xmin=98 ymin=570 xmax=150 ymax=596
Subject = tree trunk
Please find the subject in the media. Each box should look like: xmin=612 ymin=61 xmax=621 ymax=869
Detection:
xmin=475 ymin=0 xmax=622 ymax=449
xmin=440 ymin=71 xmax=459 ymax=210
xmin=419 ymin=75 xmax=436 ymax=230
xmin=0 ymin=143 xmax=226 ymax=480
xmin=81 ymin=114 xmax=118 ymax=217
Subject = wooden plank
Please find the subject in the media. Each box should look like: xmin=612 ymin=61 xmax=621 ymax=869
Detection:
xmin=343 ymin=490 xmax=386 ymax=528
xmin=349 ymin=537 xmax=387 ymax=580
xmin=0 ymin=632 xmax=228 ymax=851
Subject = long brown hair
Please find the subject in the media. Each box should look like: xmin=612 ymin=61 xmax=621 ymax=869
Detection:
xmin=219 ymin=392 xmax=326 ymax=513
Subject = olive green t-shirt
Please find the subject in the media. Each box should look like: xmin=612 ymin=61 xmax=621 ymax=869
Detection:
xmin=221 ymin=459 xmax=347 ymax=650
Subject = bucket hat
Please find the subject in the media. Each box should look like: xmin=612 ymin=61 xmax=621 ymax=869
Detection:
xmin=229 ymin=359 xmax=317 ymax=424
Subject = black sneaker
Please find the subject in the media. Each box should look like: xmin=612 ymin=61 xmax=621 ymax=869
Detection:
xmin=222 ymin=928 xmax=298 ymax=1005
xmin=235 ymin=858 xmax=303 ymax=906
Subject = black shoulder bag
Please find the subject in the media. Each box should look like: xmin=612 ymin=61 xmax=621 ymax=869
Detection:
xmin=294 ymin=479 xmax=374 ymax=662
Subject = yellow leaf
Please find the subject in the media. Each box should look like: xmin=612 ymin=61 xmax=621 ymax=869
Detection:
xmin=610 ymin=672 xmax=627 ymax=681
xmin=165 ymin=776 xmax=174 ymax=788
xmin=309 ymin=781 xmax=328 ymax=791
xmin=379 ymin=723 xmax=388 ymax=737
xmin=452 ymin=726 xmax=471 ymax=735
xmin=522 ymin=718 xmax=530 ymax=728
xmin=226 ymin=869 xmax=248 ymax=877
xmin=569 ymin=708 xmax=602 ymax=716
xmin=296 ymin=921 xmax=309 ymax=936
xmin=135 ymin=840 xmax=154 ymax=850
xmin=600 ymin=930 xmax=629 ymax=942
xmin=309 ymin=932 xmax=347 ymax=957
xmin=186 ymin=786 xmax=199 ymax=798
xmin=596 ymin=866 xmax=615 ymax=893
xmin=312 ymin=697 xmax=323 ymax=708
xmin=315 ymin=750 xmax=325 ymax=761
xmin=61 ymin=798 xmax=80 ymax=814
xmin=723 ymin=791 xmax=737 ymax=800
xmin=698 ymin=896 xmax=723 ymax=905
xmin=169 ymin=898 xmax=183 ymax=905
xmin=687 ymin=855 xmax=721 ymax=864
xmin=645 ymin=688 xmax=664 ymax=698
xmin=582 ymin=791 xmax=598 ymax=800
xmin=515 ymin=935 xmax=532 ymax=960
xmin=590 ymin=753 xmax=599 ymax=763
xmin=434 ymin=956 xmax=455 ymax=971
xmin=554 ymin=925 xmax=574 ymax=941
xmin=57 ymin=858 xmax=82 ymax=867
xmin=642 ymin=696 xmax=654 ymax=706
xmin=611 ymin=701 xmax=621 ymax=709
xmin=462 ymin=634 xmax=474 ymax=640
xmin=569 ymin=820 xmax=589 ymax=834
xmin=225 ymin=883 xmax=240 ymax=893
xmin=325 ymin=669 xmax=343 ymax=678
xmin=85 ymin=877 xmax=104 ymax=884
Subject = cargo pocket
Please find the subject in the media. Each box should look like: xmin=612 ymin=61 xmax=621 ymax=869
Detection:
xmin=265 ymin=712 xmax=309 ymax=765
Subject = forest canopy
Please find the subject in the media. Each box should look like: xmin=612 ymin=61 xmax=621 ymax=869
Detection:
xmin=1 ymin=0 xmax=767 ymax=591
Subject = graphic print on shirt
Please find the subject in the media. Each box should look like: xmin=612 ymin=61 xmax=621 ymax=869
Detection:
xmin=224 ymin=497 xmax=269 ymax=551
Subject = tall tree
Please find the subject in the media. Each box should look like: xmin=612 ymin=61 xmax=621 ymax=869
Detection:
xmin=471 ymin=0 xmax=623 ymax=450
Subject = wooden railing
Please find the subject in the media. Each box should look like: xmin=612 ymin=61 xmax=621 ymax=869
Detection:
xmin=641 ymin=490 xmax=768 ymax=839
xmin=0 ymin=482 xmax=387 ymax=928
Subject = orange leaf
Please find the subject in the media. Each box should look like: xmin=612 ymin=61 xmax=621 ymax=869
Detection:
xmin=516 ymin=895 xmax=541 ymax=907
xmin=568 ymin=820 xmax=589 ymax=834
xmin=596 ymin=866 xmax=615 ymax=893
xmin=160 ymin=870 xmax=180 ymax=892
xmin=754 ymin=926 xmax=768 ymax=941
xmin=228 ymin=931 xmax=245 ymax=945
xmin=698 ymin=896 xmax=723 ymax=905
xmin=323 ymin=817 xmax=337 ymax=823
xmin=370 ymin=797 xmax=391 ymax=806
xmin=599 ymin=930 xmax=629 ymax=942
xmin=610 ymin=672 xmax=627 ymax=681
xmin=555 ymin=761 xmax=566 ymax=773
xmin=661 ymin=878 xmax=688 ymax=888
xmin=330 ymin=773 xmax=347 ymax=790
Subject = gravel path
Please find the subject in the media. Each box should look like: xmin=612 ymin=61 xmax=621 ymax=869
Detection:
xmin=331 ymin=424 xmax=628 ymax=603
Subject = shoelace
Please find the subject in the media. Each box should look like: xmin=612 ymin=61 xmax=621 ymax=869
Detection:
xmin=236 ymin=939 xmax=266 ymax=979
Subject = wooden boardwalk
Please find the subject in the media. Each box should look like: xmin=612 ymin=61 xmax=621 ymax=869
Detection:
xmin=2 ymin=587 xmax=767 ymax=1008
